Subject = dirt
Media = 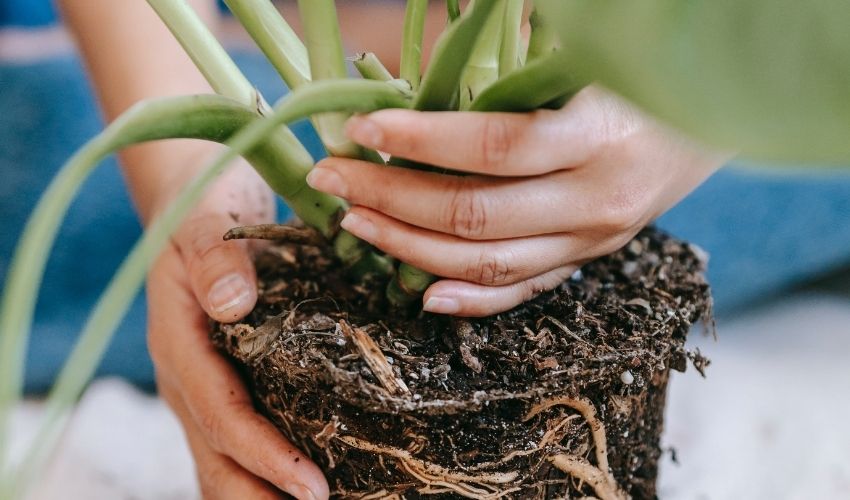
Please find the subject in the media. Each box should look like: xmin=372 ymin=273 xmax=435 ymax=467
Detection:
xmin=211 ymin=226 xmax=712 ymax=499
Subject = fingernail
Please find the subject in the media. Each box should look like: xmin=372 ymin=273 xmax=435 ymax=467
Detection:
xmin=306 ymin=167 xmax=348 ymax=198
xmin=340 ymin=212 xmax=379 ymax=243
xmin=207 ymin=273 xmax=251 ymax=314
xmin=288 ymin=484 xmax=319 ymax=500
xmin=345 ymin=115 xmax=384 ymax=148
xmin=423 ymin=296 xmax=461 ymax=315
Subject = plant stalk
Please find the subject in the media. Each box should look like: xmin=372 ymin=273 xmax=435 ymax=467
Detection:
xmin=352 ymin=52 xmax=396 ymax=82
xmin=222 ymin=0 xmax=312 ymax=90
xmin=526 ymin=7 xmax=559 ymax=62
xmin=447 ymin=0 xmax=461 ymax=22
xmin=459 ymin=0 xmax=506 ymax=109
xmin=414 ymin=0 xmax=501 ymax=111
xmin=401 ymin=0 xmax=428 ymax=90
xmin=499 ymin=0 xmax=525 ymax=76
xmin=297 ymin=0 xmax=362 ymax=159
xmin=146 ymin=0 xmax=257 ymax=106
xmin=471 ymin=50 xmax=586 ymax=112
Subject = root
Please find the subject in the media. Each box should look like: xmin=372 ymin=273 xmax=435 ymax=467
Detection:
xmin=336 ymin=435 xmax=520 ymax=499
xmin=524 ymin=396 xmax=611 ymax=476
xmin=224 ymin=224 xmax=325 ymax=246
xmin=549 ymin=455 xmax=626 ymax=500
xmin=525 ymin=396 xmax=628 ymax=500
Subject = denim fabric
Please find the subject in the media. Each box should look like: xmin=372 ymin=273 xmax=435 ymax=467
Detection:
xmin=0 ymin=51 xmax=320 ymax=393
xmin=657 ymin=166 xmax=850 ymax=313
xmin=2 ymin=51 xmax=850 ymax=393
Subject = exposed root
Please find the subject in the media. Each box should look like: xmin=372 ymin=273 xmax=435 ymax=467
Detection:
xmin=224 ymin=224 xmax=325 ymax=246
xmin=549 ymin=454 xmax=626 ymax=500
xmin=525 ymin=396 xmax=628 ymax=500
xmin=336 ymin=435 xmax=520 ymax=499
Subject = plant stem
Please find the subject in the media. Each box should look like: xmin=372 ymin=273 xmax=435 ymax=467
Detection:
xmin=447 ymin=0 xmax=461 ymax=22
xmin=146 ymin=0 xmax=257 ymax=106
xmin=401 ymin=0 xmax=428 ymax=90
xmin=499 ymin=0 xmax=525 ymax=76
xmin=459 ymin=0 xmax=506 ymax=109
xmin=526 ymin=7 xmax=559 ymax=62
xmin=471 ymin=50 xmax=586 ymax=112
xmin=222 ymin=0 xmax=311 ymax=90
xmin=0 ymin=80 xmax=411 ymax=499
xmin=415 ymin=0 xmax=501 ymax=111
xmin=297 ymin=0 xmax=361 ymax=159
xmin=352 ymin=52 xmax=395 ymax=82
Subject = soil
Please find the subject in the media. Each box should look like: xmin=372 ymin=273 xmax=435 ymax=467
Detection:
xmin=211 ymin=226 xmax=712 ymax=499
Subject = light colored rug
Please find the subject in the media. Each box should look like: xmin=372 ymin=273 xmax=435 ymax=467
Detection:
xmin=11 ymin=292 xmax=850 ymax=500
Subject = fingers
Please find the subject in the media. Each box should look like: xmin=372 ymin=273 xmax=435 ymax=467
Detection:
xmin=148 ymin=247 xmax=329 ymax=500
xmin=340 ymin=207 xmax=578 ymax=287
xmin=309 ymin=160 xmax=595 ymax=240
xmin=172 ymin=212 xmax=258 ymax=323
xmin=342 ymin=87 xmax=630 ymax=176
xmin=423 ymin=266 xmax=578 ymax=317
xmin=159 ymin=381 xmax=284 ymax=500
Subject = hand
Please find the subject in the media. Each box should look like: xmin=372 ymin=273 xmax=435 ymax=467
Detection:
xmin=146 ymin=152 xmax=328 ymax=500
xmin=307 ymin=86 xmax=726 ymax=317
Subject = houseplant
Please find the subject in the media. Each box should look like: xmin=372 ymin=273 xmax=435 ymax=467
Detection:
xmin=1 ymin=0 xmax=846 ymax=498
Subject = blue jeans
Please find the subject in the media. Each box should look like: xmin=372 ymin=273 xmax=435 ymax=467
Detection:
xmin=2 ymin=52 xmax=850 ymax=393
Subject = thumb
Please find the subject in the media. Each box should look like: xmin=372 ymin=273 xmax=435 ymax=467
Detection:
xmin=173 ymin=212 xmax=258 ymax=323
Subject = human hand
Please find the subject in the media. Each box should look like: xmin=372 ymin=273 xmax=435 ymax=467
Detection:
xmin=306 ymin=86 xmax=726 ymax=317
xmin=146 ymin=152 xmax=328 ymax=500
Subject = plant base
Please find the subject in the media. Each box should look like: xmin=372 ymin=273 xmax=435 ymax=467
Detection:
xmin=212 ymin=227 xmax=711 ymax=499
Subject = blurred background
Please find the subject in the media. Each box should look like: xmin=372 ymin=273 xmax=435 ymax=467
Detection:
xmin=2 ymin=2 xmax=850 ymax=499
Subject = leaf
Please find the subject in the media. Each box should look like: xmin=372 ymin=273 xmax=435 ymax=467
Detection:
xmin=536 ymin=0 xmax=850 ymax=164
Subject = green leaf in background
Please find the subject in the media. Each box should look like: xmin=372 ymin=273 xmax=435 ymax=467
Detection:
xmin=536 ymin=0 xmax=850 ymax=164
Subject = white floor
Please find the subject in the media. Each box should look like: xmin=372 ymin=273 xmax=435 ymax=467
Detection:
xmin=10 ymin=291 xmax=850 ymax=500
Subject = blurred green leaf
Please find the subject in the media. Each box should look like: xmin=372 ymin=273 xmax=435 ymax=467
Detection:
xmin=537 ymin=0 xmax=850 ymax=163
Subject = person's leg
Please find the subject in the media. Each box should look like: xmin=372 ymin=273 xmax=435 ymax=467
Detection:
xmin=658 ymin=165 xmax=850 ymax=315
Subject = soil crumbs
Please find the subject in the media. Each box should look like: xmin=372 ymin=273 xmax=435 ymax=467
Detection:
xmin=212 ymin=227 xmax=712 ymax=499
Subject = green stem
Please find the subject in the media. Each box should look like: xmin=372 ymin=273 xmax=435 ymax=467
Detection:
xmin=146 ymin=0 xmax=257 ymax=106
xmin=414 ymin=0 xmax=501 ymax=111
xmin=526 ymin=7 xmax=559 ymax=62
xmin=499 ymin=0 xmax=525 ymax=76
xmin=222 ymin=0 xmax=311 ymax=89
xmin=352 ymin=52 xmax=395 ymax=82
xmin=471 ymin=50 xmax=587 ymax=112
xmin=401 ymin=0 xmax=428 ymax=90
xmin=459 ymin=0 xmax=506 ymax=109
xmin=386 ymin=264 xmax=435 ymax=308
xmin=297 ymin=0 xmax=361 ymax=158
xmin=0 ymin=80 xmax=411 ymax=499
xmin=447 ymin=0 xmax=461 ymax=22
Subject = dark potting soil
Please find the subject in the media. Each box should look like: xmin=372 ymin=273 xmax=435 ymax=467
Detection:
xmin=211 ymin=226 xmax=712 ymax=499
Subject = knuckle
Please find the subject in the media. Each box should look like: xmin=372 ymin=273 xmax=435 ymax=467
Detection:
xmin=596 ymin=188 xmax=645 ymax=231
xmin=447 ymin=181 xmax=489 ymax=239
xmin=479 ymin=116 xmax=514 ymax=167
xmin=469 ymin=249 xmax=513 ymax=286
